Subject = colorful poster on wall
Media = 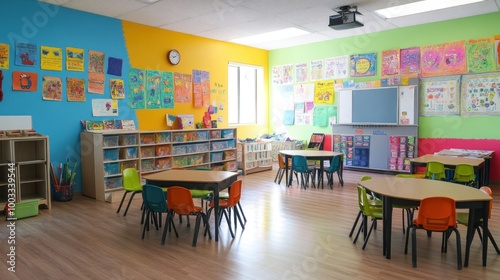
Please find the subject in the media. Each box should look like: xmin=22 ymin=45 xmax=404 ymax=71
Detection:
xmin=313 ymin=105 xmax=334 ymax=127
xmin=66 ymin=47 xmax=84 ymax=71
xmin=12 ymin=71 xmax=38 ymax=91
xmin=310 ymin=60 xmax=324 ymax=81
xmin=174 ymin=72 xmax=192 ymax=103
xmin=0 ymin=43 xmax=9 ymax=69
xmin=66 ymin=78 xmax=85 ymax=101
xmin=15 ymin=42 xmax=37 ymax=67
xmin=420 ymin=41 xmax=466 ymax=77
xmin=192 ymin=69 xmax=210 ymax=107
xmin=283 ymin=64 xmax=293 ymax=85
xmin=461 ymin=72 xmax=500 ymax=116
xmin=92 ymin=99 xmax=118 ymax=116
xmin=283 ymin=110 xmax=294 ymax=125
xmin=350 ymin=53 xmax=377 ymax=77
xmin=272 ymin=65 xmax=283 ymax=85
xmin=88 ymin=72 xmax=105 ymax=94
xmin=40 ymin=46 xmax=62 ymax=71
xmin=146 ymin=70 xmax=161 ymax=108
xmin=400 ymin=47 xmax=420 ymax=75
xmin=88 ymin=50 xmax=104 ymax=73
xmin=161 ymin=71 xmax=174 ymax=108
xmin=381 ymin=49 xmax=400 ymax=76
xmin=467 ymin=37 xmax=495 ymax=73
xmin=420 ymin=76 xmax=461 ymax=116
xmin=293 ymin=83 xmax=314 ymax=103
xmin=295 ymin=62 xmax=308 ymax=83
xmin=324 ymin=55 xmax=348 ymax=79
xmin=314 ymin=80 xmax=334 ymax=104
xmin=110 ymin=78 xmax=124 ymax=99
xmin=42 ymin=76 xmax=62 ymax=101
xmin=128 ymin=68 xmax=145 ymax=109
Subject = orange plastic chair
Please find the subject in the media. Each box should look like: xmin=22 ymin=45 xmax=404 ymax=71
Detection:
xmin=456 ymin=186 xmax=500 ymax=254
xmin=206 ymin=180 xmax=244 ymax=238
xmin=275 ymin=154 xmax=295 ymax=184
xmin=163 ymin=186 xmax=211 ymax=246
xmin=404 ymin=196 xmax=462 ymax=269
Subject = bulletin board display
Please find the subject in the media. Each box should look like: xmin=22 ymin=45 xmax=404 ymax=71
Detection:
xmin=461 ymin=72 xmax=500 ymax=116
xmin=420 ymin=76 xmax=461 ymax=116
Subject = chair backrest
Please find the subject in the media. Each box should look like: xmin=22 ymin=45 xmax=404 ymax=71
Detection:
xmin=415 ymin=196 xmax=456 ymax=231
xmin=142 ymin=184 xmax=167 ymax=213
xmin=453 ymin=164 xmax=475 ymax=183
xmin=357 ymin=185 xmax=379 ymax=216
xmin=480 ymin=186 xmax=493 ymax=219
xmin=396 ymin=174 xmax=416 ymax=178
xmin=326 ymin=155 xmax=341 ymax=173
xmin=122 ymin=168 xmax=143 ymax=192
xmin=292 ymin=155 xmax=310 ymax=173
xmin=425 ymin=161 xmax=446 ymax=180
xmin=360 ymin=175 xmax=372 ymax=181
xmin=167 ymin=186 xmax=197 ymax=215
xmin=278 ymin=154 xmax=286 ymax=169
xmin=226 ymin=180 xmax=242 ymax=207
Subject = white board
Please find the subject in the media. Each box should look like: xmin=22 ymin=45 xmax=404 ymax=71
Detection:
xmin=0 ymin=116 xmax=32 ymax=130
xmin=337 ymin=90 xmax=352 ymax=124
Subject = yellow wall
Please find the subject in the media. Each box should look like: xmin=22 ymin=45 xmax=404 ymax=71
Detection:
xmin=122 ymin=21 xmax=269 ymax=138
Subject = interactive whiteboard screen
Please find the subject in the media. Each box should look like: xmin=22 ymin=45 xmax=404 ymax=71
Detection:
xmin=352 ymin=87 xmax=398 ymax=124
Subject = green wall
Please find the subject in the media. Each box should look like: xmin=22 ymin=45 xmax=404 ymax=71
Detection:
xmin=269 ymin=12 xmax=500 ymax=142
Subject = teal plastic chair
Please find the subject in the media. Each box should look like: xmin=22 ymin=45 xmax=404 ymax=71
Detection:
xmin=291 ymin=155 xmax=315 ymax=189
xmin=323 ymin=155 xmax=343 ymax=188
xmin=117 ymin=168 xmax=143 ymax=217
xmin=354 ymin=185 xmax=383 ymax=250
xmin=452 ymin=164 xmax=476 ymax=186
xmin=141 ymin=184 xmax=177 ymax=241
xmin=424 ymin=161 xmax=446 ymax=180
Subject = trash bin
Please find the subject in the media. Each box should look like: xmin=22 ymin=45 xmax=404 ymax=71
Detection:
xmin=52 ymin=183 xmax=74 ymax=202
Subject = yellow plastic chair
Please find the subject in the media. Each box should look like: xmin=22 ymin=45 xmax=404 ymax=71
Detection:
xmin=424 ymin=161 xmax=446 ymax=180
xmin=452 ymin=164 xmax=475 ymax=186
xmin=395 ymin=174 xmax=418 ymax=234
xmin=117 ymin=168 xmax=143 ymax=217
xmin=353 ymin=185 xmax=383 ymax=250
xmin=349 ymin=176 xmax=380 ymax=238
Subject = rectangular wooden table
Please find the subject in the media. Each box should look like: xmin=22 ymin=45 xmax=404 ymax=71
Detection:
xmin=280 ymin=150 xmax=344 ymax=188
xmin=359 ymin=177 xmax=492 ymax=267
xmin=143 ymin=170 xmax=238 ymax=242
xmin=409 ymin=154 xmax=485 ymax=188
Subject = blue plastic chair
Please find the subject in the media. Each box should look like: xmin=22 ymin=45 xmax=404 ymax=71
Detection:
xmin=291 ymin=155 xmax=315 ymax=189
xmin=323 ymin=155 xmax=343 ymax=188
xmin=141 ymin=184 xmax=177 ymax=242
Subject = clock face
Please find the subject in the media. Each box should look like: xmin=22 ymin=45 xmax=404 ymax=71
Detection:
xmin=168 ymin=49 xmax=180 ymax=65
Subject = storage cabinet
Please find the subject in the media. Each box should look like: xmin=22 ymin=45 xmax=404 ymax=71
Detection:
xmin=80 ymin=128 xmax=237 ymax=202
xmin=237 ymin=142 xmax=273 ymax=175
xmin=0 ymin=136 xmax=51 ymax=209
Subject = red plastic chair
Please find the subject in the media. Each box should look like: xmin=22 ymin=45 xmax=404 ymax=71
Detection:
xmin=404 ymin=196 xmax=462 ymax=269
xmin=206 ymin=180 xmax=245 ymax=238
xmin=163 ymin=186 xmax=211 ymax=246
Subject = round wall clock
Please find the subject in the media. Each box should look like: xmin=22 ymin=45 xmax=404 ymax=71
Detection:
xmin=167 ymin=49 xmax=180 ymax=65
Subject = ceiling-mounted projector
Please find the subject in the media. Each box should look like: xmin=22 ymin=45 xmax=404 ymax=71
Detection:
xmin=329 ymin=5 xmax=363 ymax=30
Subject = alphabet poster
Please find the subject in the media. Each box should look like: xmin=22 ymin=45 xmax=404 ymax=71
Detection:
xmin=420 ymin=41 xmax=466 ymax=77
xmin=420 ymin=76 xmax=460 ymax=116
xmin=350 ymin=53 xmax=377 ymax=77
xmin=461 ymin=72 xmax=500 ymax=116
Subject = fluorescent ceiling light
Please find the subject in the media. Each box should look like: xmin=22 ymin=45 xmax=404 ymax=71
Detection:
xmin=230 ymin=28 xmax=309 ymax=45
xmin=135 ymin=0 xmax=160 ymax=4
xmin=374 ymin=0 xmax=484 ymax=19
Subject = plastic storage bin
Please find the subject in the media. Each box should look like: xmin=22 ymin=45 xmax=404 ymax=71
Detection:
xmin=119 ymin=134 xmax=137 ymax=146
xmin=13 ymin=199 xmax=39 ymax=219
xmin=103 ymin=149 xmax=119 ymax=161
xmin=103 ymin=135 xmax=119 ymax=147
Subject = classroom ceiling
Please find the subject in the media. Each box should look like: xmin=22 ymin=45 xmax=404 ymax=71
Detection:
xmin=39 ymin=0 xmax=500 ymax=50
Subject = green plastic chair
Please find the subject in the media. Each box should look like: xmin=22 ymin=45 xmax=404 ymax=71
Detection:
xmin=452 ymin=164 xmax=475 ymax=186
xmin=424 ymin=161 xmax=446 ymax=180
xmin=117 ymin=168 xmax=143 ymax=217
xmin=395 ymin=174 xmax=418 ymax=234
xmin=354 ymin=185 xmax=384 ymax=250
xmin=350 ymin=176 xmax=382 ymax=238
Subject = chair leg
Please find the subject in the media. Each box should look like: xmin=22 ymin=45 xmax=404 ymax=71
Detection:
xmin=192 ymin=214 xmax=203 ymax=246
xmin=161 ymin=211 xmax=173 ymax=245
xmin=349 ymin=211 xmax=362 ymax=237
xmin=116 ymin=191 xmax=129 ymax=214
xmin=362 ymin=218 xmax=377 ymax=250
xmin=412 ymin=226 xmax=417 ymax=267
xmin=237 ymin=201 xmax=247 ymax=223
xmin=453 ymin=228 xmax=462 ymax=270
xmin=353 ymin=215 xmax=367 ymax=244
xmin=123 ymin=192 xmax=138 ymax=217
xmin=142 ymin=210 xmax=150 ymax=239
xmin=223 ymin=209 xmax=235 ymax=238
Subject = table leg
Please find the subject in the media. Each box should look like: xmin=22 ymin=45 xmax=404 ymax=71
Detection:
xmin=482 ymin=201 xmax=489 ymax=266
xmin=382 ymin=196 xmax=393 ymax=258
xmin=285 ymin=155 xmax=291 ymax=187
xmin=339 ymin=158 xmax=344 ymax=186
xmin=213 ymin=187 xmax=220 ymax=242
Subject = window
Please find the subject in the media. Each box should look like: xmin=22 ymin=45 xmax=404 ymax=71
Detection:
xmin=228 ymin=63 xmax=263 ymax=125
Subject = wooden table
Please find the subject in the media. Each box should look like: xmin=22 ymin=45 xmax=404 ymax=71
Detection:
xmin=280 ymin=150 xmax=344 ymax=188
xmin=409 ymin=154 xmax=485 ymax=188
xmin=359 ymin=177 xmax=492 ymax=267
xmin=143 ymin=170 xmax=238 ymax=242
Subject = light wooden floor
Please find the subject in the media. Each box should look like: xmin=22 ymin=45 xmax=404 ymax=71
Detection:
xmin=1 ymin=167 xmax=500 ymax=280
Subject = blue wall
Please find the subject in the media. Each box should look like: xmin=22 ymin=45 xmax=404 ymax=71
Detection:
xmin=1 ymin=0 xmax=135 ymax=192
